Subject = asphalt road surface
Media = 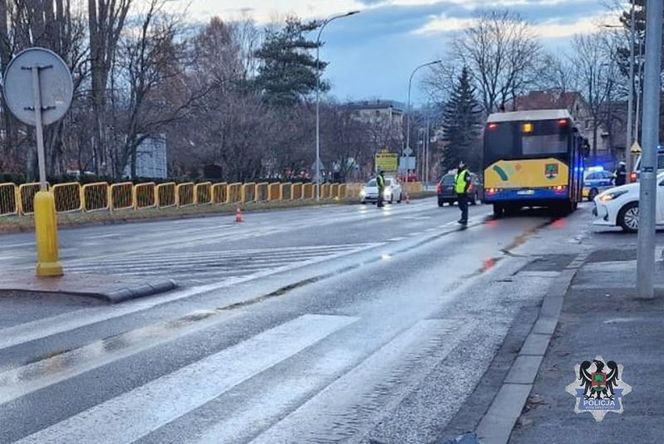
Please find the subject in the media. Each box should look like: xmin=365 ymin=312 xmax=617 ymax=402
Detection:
xmin=0 ymin=199 xmax=598 ymax=443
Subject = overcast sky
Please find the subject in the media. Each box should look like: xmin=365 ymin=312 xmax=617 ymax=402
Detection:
xmin=184 ymin=0 xmax=619 ymax=104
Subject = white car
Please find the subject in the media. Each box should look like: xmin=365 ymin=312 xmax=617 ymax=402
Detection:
xmin=593 ymin=172 xmax=664 ymax=232
xmin=360 ymin=177 xmax=403 ymax=204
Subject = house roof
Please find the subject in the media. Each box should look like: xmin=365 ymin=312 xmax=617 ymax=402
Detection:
xmin=487 ymin=109 xmax=572 ymax=123
xmin=514 ymin=90 xmax=584 ymax=111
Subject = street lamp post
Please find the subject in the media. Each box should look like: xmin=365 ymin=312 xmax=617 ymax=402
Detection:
xmin=315 ymin=10 xmax=359 ymax=201
xmin=406 ymin=61 xmax=442 ymax=179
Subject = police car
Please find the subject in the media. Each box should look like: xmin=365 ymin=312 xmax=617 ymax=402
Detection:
xmin=583 ymin=167 xmax=615 ymax=202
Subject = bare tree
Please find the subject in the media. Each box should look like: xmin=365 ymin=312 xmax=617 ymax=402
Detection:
xmin=454 ymin=10 xmax=542 ymax=113
xmin=88 ymin=0 xmax=131 ymax=174
xmin=572 ymin=32 xmax=620 ymax=159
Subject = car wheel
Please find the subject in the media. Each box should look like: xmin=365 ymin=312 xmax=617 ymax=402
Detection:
xmin=361 ymin=200 xmax=366 ymax=205
xmin=618 ymin=202 xmax=639 ymax=233
xmin=588 ymin=188 xmax=598 ymax=201
xmin=438 ymin=199 xmax=444 ymax=207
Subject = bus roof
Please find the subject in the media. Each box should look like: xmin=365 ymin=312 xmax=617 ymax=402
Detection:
xmin=487 ymin=109 xmax=572 ymax=123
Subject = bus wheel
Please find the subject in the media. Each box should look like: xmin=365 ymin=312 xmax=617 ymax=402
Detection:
xmin=493 ymin=204 xmax=504 ymax=218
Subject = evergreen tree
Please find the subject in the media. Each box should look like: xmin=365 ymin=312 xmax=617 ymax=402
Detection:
xmin=441 ymin=67 xmax=482 ymax=172
xmin=253 ymin=18 xmax=329 ymax=107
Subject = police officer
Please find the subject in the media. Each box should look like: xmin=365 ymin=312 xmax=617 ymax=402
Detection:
xmin=455 ymin=161 xmax=472 ymax=224
xmin=376 ymin=170 xmax=386 ymax=208
xmin=614 ymin=162 xmax=627 ymax=186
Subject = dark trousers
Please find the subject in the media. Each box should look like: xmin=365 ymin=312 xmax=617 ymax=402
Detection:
xmin=457 ymin=193 xmax=468 ymax=222
xmin=377 ymin=189 xmax=384 ymax=208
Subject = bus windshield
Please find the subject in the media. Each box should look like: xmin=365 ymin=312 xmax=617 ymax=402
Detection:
xmin=484 ymin=119 xmax=571 ymax=165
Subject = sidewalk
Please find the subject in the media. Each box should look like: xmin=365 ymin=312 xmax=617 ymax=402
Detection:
xmin=509 ymin=248 xmax=664 ymax=443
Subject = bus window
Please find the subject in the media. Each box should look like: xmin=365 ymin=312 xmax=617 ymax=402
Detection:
xmin=484 ymin=122 xmax=516 ymax=161
xmin=522 ymin=134 xmax=568 ymax=155
xmin=522 ymin=120 xmax=569 ymax=156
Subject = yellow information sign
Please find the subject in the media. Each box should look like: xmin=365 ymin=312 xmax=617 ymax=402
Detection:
xmin=631 ymin=141 xmax=642 ymax=154
xmin=375 ymin=152 xmax=398 ymax=172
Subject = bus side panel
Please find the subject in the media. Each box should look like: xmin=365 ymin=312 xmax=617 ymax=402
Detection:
xmin=484 ymin=158 xmax=570 ymax=191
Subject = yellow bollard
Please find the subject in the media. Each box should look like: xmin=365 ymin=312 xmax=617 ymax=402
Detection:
xmin=34 ymin=191 xmax=63 ymax=277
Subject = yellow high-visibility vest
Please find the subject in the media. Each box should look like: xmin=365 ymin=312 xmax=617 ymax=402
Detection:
xmin=455 ymin=170 xmax=468 ymax=194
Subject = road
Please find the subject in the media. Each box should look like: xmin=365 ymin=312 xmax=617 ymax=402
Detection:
xmin=0 ymin=199 xmax=600 ymax=443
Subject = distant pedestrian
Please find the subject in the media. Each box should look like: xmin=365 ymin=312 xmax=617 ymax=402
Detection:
xmin=455 ymin=161 xmax=472 ymax=225
xmin=376 ymin=170 xmax=386 ymax=208
xmin=614 ymin=162 xmax=627 ymax=186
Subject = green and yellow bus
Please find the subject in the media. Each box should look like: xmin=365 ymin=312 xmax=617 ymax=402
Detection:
xmin=483 ymin=109 xmax=585 ymax=217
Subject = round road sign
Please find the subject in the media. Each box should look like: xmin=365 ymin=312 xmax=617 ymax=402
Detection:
xmin=3 ymin=47 xmax=73 ymax=126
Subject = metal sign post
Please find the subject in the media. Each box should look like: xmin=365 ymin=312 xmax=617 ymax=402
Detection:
xmin=636 ymin=0 xmax=663 ymax=299
xmin=3 ymin=48 xmax=73 ymax=277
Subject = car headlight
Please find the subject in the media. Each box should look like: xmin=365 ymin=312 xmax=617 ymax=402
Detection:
xmin=360 ymin=190 xmax=366 ymax=197
xmin=599 ymin=190 xmax=628 ymax=203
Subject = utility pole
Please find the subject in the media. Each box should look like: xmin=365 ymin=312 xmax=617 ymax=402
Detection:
xmin=636 ymin=0 xmax=663 ymax=299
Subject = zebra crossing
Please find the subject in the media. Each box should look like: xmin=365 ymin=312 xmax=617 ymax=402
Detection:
xmin=2 ymin=311 xmax=482 ymax=444
xmin=8 ymin=243 xmax=383 ymax=286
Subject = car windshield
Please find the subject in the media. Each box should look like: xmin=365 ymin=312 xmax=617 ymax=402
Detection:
xmin=367 ymin=179 xmax=376 ymax=187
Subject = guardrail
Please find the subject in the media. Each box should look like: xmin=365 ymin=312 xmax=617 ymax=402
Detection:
xmin=0 ymin=180 xmax=424 ymax=217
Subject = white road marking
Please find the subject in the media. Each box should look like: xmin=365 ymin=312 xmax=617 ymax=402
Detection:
xmin=17 ymin=315 xmax=357 ymax=444
xmin=0 ymin=243 xmax=383 ymax=351
xmin=250 ymin=319 xmax=472 ymax=443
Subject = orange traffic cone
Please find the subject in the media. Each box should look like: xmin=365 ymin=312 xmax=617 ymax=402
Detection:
xmin=235 ymin=206 xmax=243 ymax=223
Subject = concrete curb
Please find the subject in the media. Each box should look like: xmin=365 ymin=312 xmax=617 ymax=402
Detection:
xmin=0 ymin=279 xmax=178 ymax=304
xmin=475 ymin=252 xmax=590 ymax=444
xmin=102 ymin=280 xmax=178 ymax=303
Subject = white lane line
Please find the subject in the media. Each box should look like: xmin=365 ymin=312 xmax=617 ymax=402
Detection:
xmin=0 ymin=243 xmax=383 ymax=351
xmin=387 ymin=237 xmax=406 ymax=242
xmin=250 ymin=319 xmax=472 ymax=444
xmin=0 ymin=308 xmax=247 ymax=404
xmin=16 ymin=314 xmax=358 ymax=444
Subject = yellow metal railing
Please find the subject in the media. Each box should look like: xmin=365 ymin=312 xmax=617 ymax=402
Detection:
xmin=330 ymin=183 xmax=340 ymax=199
xmin=0 ymin=183 xmax=18 ymax=216
xmin=212 ymin=182 xmax=227 ymax=204
xmin=241 ymin=182 xmax=256 ymax=203
xmin=0 ymin=180 xmax=378 ymax=218
xmin=321 ymin=183 xmax=331 ymax=199
xmin=227 ymin=182 xmax=242 ymax=204
xmin=52 ymin=182 xmax=82 ymax=213
xmin=292 ymin=183 xmax=303 ymax=200
xmin=134 ymin=182 xmax=157 ymax=210
xmin=280 ymin=183 xmax=291 ymax=201
xmin=82 ymin=182 xmax=109 ymax=212
xmin=110 ymin=182 xmax=134 ymax=211
xmin=303 ymin=183 xmax=313 ymax=200
xmin=255 ymin=182 xmax=269 ymax=202
xmin=195 ymin=182 xmax=212 ymax=205
xmin=156 ymin=182 xmax=176 ymax=208
xmin=18 ymin=183 xmax=46 ymax=215
xmin=176 ymin=182 xmax=195 ymax=207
